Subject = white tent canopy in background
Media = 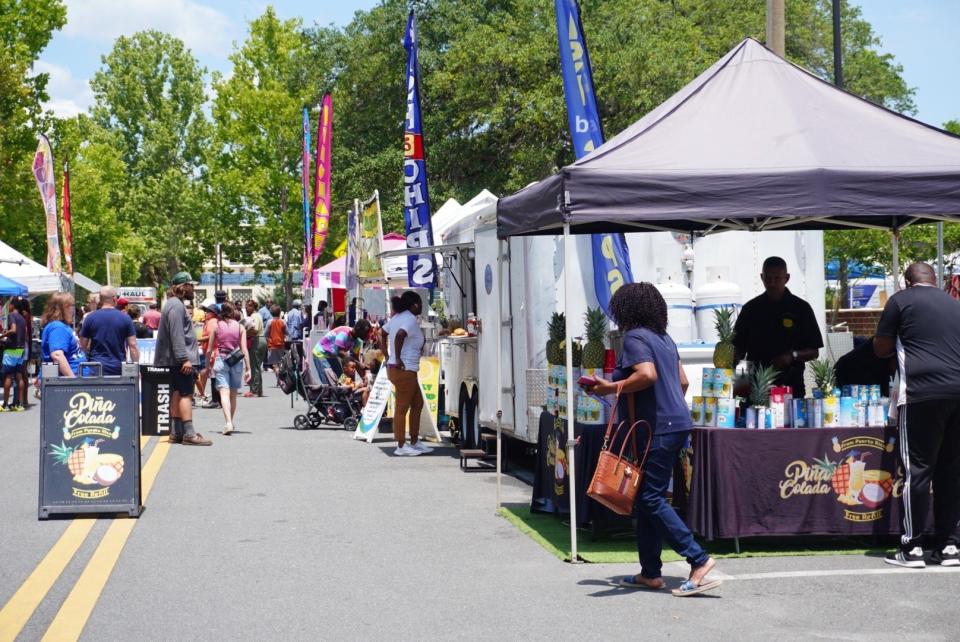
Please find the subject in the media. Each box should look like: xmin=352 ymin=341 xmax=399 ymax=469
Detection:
xmin=0 ymin=240 xmax=63 ymax=294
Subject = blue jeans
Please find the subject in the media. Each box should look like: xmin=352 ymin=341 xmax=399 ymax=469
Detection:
xmin=635 ymin=430 xmax=708 ymax=579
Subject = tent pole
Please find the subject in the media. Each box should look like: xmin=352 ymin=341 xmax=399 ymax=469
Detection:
xmin=563 ymin=223 xmax=579 ymax=563
xmin=892 ymin=230 xmax=901 ymax=292
xmin=937 ymin=222 xmax=945 ymax=289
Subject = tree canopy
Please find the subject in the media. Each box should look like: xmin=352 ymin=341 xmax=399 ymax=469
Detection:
xmin=2 ymin=0 xmax=956 ymax=293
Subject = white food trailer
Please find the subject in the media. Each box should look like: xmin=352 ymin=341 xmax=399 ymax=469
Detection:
xmin=425 ymin=191 xmax=825 ymax=449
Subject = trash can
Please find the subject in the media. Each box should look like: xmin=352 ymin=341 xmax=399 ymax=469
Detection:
xmin=39 ymin=362 xmax=142 ymax=519
xmin=140 ymin=365 xmax=173 ymax=436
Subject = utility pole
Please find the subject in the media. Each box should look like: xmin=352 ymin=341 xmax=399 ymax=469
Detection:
xmin=766 ymin=0 xmax=785 ymax=57
xmin=832 ymin=0 xmax=843 ymax=87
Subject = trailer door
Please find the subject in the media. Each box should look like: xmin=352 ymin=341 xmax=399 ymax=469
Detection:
xmin=474 ymin=227 xmax=514 ymax=429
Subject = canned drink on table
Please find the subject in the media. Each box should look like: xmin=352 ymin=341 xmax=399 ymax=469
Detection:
xmin=714 ymin=369 xmax=734 ymax=398
xmin=704 ymin=397 xmax=718 ymax=427
xmin=716 ymin=398 xmax=737 ymax=428
xmin=792 ymin=399 xmax=807 ymax=427
xmin=690 ymin=397 xmax=705 ymax=425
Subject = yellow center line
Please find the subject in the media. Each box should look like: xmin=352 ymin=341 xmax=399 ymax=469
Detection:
xmin=0 ymin=436 xmax=155 ymax=642
xmin=41 ymin=438 xmax=171 ymax=641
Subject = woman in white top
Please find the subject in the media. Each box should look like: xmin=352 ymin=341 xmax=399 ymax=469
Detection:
xmin=382 ymin=291 xmax=431 ymax=456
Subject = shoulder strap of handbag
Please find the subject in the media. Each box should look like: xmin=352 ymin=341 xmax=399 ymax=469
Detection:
xmin=602 ymin=382 xmax=626 ymax=449
xmin=623 ymin=384 xmax=652 ymax=467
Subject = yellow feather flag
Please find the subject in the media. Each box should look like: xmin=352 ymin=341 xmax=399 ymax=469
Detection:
xmin=332 ymin=237 xmax=347 ymax=258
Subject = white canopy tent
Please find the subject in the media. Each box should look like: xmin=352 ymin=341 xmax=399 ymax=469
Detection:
xmin=0 ymin=240 xmax=64 ymax=295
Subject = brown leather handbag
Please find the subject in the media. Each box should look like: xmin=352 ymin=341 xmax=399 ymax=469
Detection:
xmin=586 ymin=384 xmax=653 ymax=516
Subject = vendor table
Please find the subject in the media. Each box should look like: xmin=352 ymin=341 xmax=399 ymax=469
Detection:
xmin=688 ymin=426 xmax=908 ymax=539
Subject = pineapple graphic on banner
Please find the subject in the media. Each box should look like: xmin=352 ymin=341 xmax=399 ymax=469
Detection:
xmin=401 ymin=10 xmax=437 ymax=289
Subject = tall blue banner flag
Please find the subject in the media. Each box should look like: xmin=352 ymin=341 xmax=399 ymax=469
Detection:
xmin=555 ymin=0 xmax=633 ymax=315
xmin=402 ymin=10 xmax=438 ymax=289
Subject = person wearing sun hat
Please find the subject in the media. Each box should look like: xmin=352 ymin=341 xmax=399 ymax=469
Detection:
xmin=154 ymin=271 xmax=212 ymax=446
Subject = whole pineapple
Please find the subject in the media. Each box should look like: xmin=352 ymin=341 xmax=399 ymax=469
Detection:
xmin=810 ymin=359 xmax=836 ymax=394
xmin=748 ymin=363 xmax=780 ymax=407
xmin=582 ymin=307 xmax=607 ymax=370
xmin=546 ymin=312 xmax=566 ymax=365
xmin=571 ymin=341 xmax=582 ymax=368
xmin=712 ymin=307 xmax=736 ymax=369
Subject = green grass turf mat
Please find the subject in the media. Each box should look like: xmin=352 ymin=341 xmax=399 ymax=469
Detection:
xmin=498 ymin=504 xmax=889 ymax=563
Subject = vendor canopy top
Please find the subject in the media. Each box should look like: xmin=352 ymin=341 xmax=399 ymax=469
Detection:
xmin=498 ymin=38 xmax=960 ymax=237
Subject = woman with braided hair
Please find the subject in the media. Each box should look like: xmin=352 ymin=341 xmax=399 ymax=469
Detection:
xmin=584 ymin=282 xmax=720 ymax=596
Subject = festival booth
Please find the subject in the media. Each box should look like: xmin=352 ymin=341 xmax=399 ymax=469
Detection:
xmin=0 ymin=240 xmax=65 ymax=295
xmin=496 ymin=38 xmax=960 ymax=558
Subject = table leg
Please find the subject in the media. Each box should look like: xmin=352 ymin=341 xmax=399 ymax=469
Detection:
xmin=734 ymin=537 xmax=741 ymax=554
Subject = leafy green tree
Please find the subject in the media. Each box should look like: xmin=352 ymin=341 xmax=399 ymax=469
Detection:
xmin=0 ymin=0 xmax=66 ymax=261
xmin=208 ymin=7 xmax=328 ymax=299
xmin=89 ymin=30 xmax=211 ymax=285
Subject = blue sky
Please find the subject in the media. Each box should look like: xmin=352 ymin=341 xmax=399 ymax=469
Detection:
xmin=38 ymin=0 xmax=958 ymax=128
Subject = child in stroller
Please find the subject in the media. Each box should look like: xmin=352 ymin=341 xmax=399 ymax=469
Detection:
xmin=292 ymin=352 xmax=364 ymax=431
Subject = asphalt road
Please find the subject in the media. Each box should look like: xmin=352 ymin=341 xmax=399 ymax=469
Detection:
xmin=1 ymin=383 xmax=958 ymax=641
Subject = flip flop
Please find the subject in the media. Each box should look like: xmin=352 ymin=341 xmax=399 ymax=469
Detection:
xmin=618 ymin=576 xmax=665 ymax=590
xmin=671 ymin=578 xmax=722 ymax=597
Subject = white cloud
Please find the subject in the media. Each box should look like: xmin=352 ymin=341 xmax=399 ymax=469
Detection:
xmin=34 ymin=60 xmax=95 ymax=118
xmin=62 ymin=0 xmax=237 ymax=57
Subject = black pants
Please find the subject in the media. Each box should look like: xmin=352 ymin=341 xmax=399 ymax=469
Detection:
xmin=898 ymin=399 xmax=960 ymax=549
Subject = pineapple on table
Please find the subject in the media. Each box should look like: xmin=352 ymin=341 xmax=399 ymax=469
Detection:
xmin=749 ymin=363 xmax=779 ymax=408
xmin=810 ymin=358 xmax=836 ymax=395
xmin=546 ymin=312 xmax=566 ymax=365
xmin=582 ymin=307 xmax=607 ymax=371
xmin=712 ymin=307 xmax=737 ymax=369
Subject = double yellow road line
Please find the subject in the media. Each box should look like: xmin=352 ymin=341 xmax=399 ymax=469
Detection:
xmin=0 ymin=436 xmax=171 ymax=641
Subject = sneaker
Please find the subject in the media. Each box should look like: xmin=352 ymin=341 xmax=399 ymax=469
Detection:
xmin=182 ymin=433 xmax=213 ymax=446
xmin=393 ymin=444 xmax=421 ymax=457
xmin=931 ymin=545 xmax=960 ymax=567
xmin=167 ymin=434 xmax=183 ymax=444
xmin=8 ymin=405 xmax=24 ymax=412
xmin=243 ymin=391 xmax=255 ymax=398
xmin=200 ymin=400 xmax=220 ymax=409
xmin=884 ymin=546 xmax=926 ymax=568
xmin=409 ymin=441 xmax=434 ymax=453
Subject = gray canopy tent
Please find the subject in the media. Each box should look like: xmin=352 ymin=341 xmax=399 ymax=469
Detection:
xmin=496 ymin=38 xmax=960 ymax=560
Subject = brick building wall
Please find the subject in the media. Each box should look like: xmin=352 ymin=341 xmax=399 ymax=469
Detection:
xmin=826 ymin=309 xmax=883 ymax=338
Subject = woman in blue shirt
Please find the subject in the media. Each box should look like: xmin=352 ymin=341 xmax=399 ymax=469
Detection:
xmin=587 ymin=283 xmax=720 ymax=596
xmin=41 ymin=292 xmax=84 ymax=377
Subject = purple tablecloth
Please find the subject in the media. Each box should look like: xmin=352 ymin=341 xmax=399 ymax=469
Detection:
xmin=687 ymin=426 xmax=909 ymax=539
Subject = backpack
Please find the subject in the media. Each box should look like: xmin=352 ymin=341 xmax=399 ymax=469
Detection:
xmin=277 ymin=349 xmax=299 ymax=395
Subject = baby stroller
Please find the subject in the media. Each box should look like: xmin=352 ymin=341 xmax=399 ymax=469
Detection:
xmin=290 ymin=352 xmax=363 ymax=431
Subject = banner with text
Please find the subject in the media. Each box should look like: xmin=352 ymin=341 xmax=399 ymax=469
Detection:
xmin=555 ymin=0 xmax=633 ymax=316
xmin=301 ymin=107 xmax=313 ymax=284
xmin=402 ymin=10 xmax=438 ymax=289
xmin=312 ymin=94 xmax=332 ymax=272
xmin=345 ymin=203 xmax=360 ymax=293
xmin=106 ymin=252 xmax=122 ymax=287
xmin=358 ymin=191 xmax=385 ymax=281
xmin=62 ymin=161 xmax=74 ymax=275
xmin=32 ymin=135 xmax=62 ymax=273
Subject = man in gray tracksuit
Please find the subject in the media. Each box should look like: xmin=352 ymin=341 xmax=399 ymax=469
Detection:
xmin=154 ymin=272 xmax=212 ymax=446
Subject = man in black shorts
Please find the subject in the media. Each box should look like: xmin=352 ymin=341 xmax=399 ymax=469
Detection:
xmin=154 ymin=272 xmax=211 ymax=446
xmin=875 ymin=262 xmax=960 ymax=568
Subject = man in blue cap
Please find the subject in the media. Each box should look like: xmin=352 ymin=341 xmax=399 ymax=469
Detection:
xmin=154 ymin=272 xmax=212 ymax=446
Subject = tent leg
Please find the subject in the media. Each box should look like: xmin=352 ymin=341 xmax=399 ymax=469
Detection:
xmin=938 ymin=222 xmax=945 ymax=289
xmin=891 ymin=231 xmax=901 ymax=292
xmin=563 ymin=223 xmax=580 ymax=563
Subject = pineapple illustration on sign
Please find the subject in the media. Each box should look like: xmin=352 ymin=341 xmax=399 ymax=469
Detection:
xmin=712 ymin=307 xmax=736 ymax=369
xmin=49 ymin=439 xmax=125 ymax=488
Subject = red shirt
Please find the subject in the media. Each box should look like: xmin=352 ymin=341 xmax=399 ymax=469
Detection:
xmin=143 ymin=308 xmax=161 ymax=330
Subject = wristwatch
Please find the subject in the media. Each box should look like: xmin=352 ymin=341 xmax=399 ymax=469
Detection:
xmin=791 ymin=350 xmax=799 ymax=362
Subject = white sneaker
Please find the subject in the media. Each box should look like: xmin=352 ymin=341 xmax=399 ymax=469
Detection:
xmin=393 ymin=444 xmax=421 ymax=457
xmin=410 ymin=441 xmax=433 ymax=453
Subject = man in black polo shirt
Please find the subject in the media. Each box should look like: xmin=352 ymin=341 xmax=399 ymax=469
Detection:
xmin=732 ymin=256 xmax=823 ymax=397
xmin=875 ymin=262 xmax=960 ymax=568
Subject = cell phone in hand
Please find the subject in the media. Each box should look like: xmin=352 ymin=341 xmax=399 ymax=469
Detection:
xmin=577 ymin=375 xmax=597 ymax=387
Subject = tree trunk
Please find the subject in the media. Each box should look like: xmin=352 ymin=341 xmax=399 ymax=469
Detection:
xmin=838 ymin=261 xmax=848 ymax=312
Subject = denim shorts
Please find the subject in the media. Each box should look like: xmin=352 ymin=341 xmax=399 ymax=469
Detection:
xmin=214 ymin=357 xmax=244 ymax=390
